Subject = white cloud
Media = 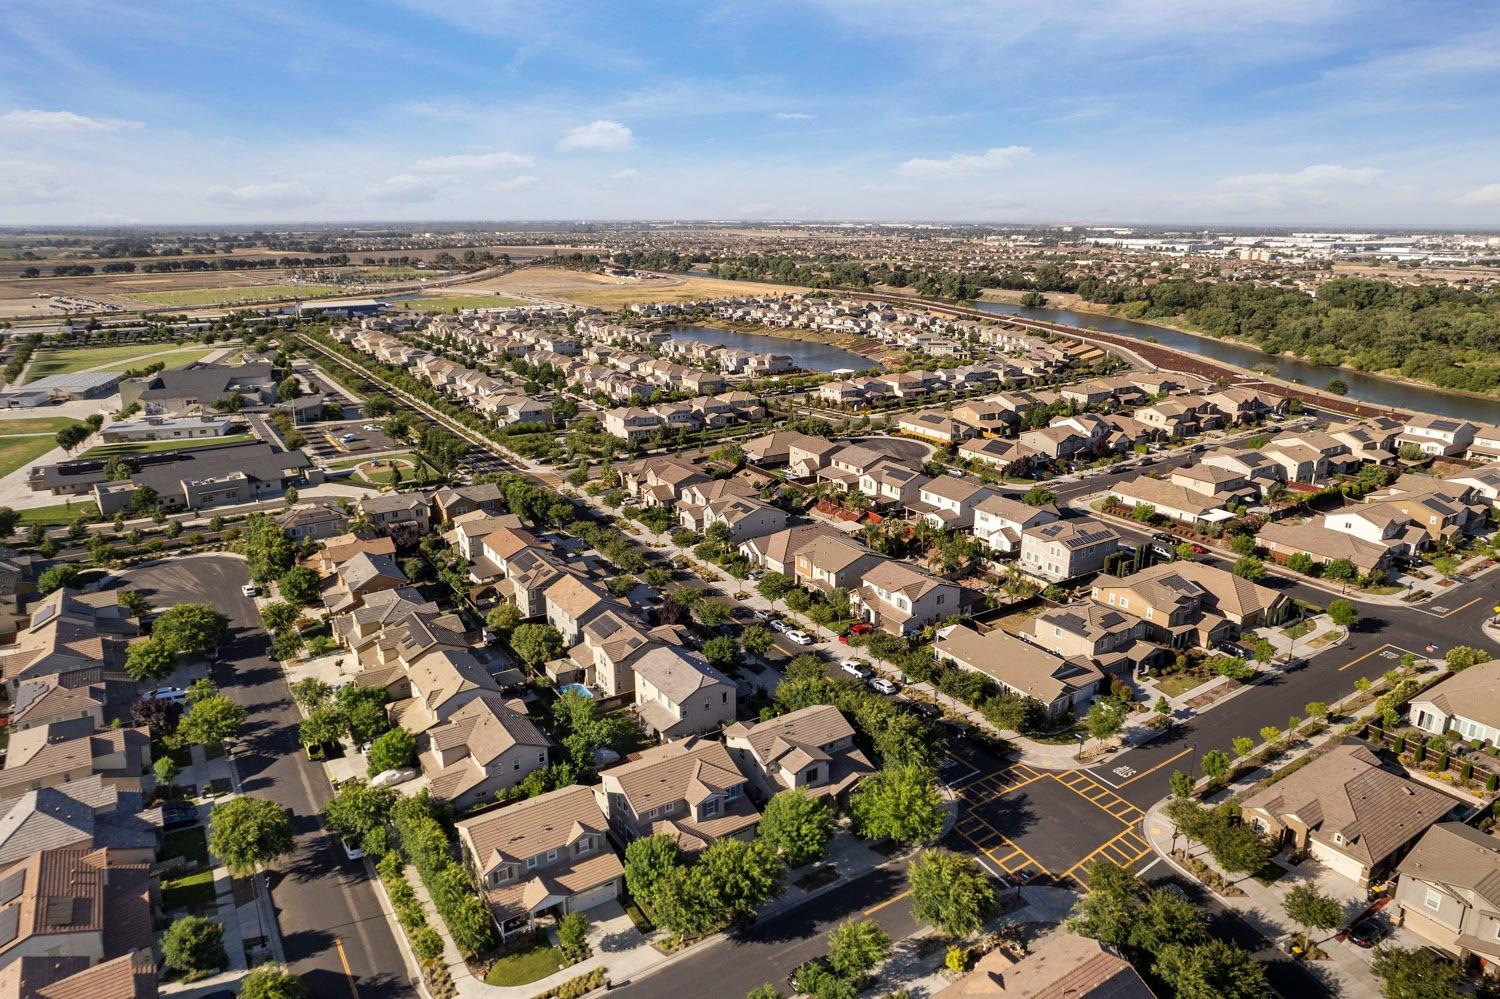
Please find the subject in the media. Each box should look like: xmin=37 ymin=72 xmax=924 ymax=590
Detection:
xmin=1456 ymin=183 xmax=1500 ymax=206
xmin=897 ymin=145 xmax=1031 ymax=179
xmin=557 ymin=120 xmax=635 ymax=151
xmin=205 ymin=181 xmax=318 ymax=207
xmin=611 ymin=168 xmax=643 ymax=180
xmin=1216 ymin=163 xmax=1382 ymax=190
xmin=369 ymin=173 xmax=458 ymax=201
xmin=775 ymin=111 xmax=814 ymax=120
xmin=1205 ymin=163 xmax=1383 ymax=212
xmin=413 ymin=151 xmax=535 ymax=170
xmin=490 ymin=175 xmax=537 ymax=192
xmin=1 ymin=109 xmax=141 ymax=132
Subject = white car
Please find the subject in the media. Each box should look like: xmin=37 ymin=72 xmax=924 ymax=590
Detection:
xmin=869 ymin=677 xmax=899 ymax=695
xmin=144 ymin=686 xmax=187 ymax=704
xmin=370 ymin=767 xmax=419 ymax=788
xmin=241 ymin=584 xmax=259 ymax=598
xmin=362 ymin=423 xmax=380 ymax=431
xmin=339 ymin=433 xmax=358 ymax=443
xmin=753 ymin=610 xmax=773 ymax=623
xmin=769 ymin=619 xmax=789 ymax=634
xmin=785 ymin=629 xmax=813 ymax=646
xmin=841 ymin=660 xmax=872 ymax=680
xmin=341 ymin=837 xmax=365 ymax=861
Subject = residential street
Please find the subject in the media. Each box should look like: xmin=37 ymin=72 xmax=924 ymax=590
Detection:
xmin=122 ymin=554 xmax=415 ymax=999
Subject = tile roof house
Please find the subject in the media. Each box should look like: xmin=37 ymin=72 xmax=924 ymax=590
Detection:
xmin=740 ymin=524 xmax=851 ymax=576
xmin=1408 ymin=660 xmax=1500 ymax=748
xmin=0 ymin=723 xmax=151 ymax=804
xmin=0 ymin=785 xmax=157 ymax=866
xmin=631 ymin=646 xmax=736 ymax=740
xmin=1257 ymin=519 xmax=1395 ymax=578
xmin=0 ymin=590 xmax=136 ymax=696
xmin=455 ymin=785 xmax=623 ymax=940
xmin=0 ymin=845 xmax=154 ymax=970
xmin=851 ymin=559 xmax=962 ymax=636
xmin=1240 ymin=744 xmax=1460 ymax=884
xmin=1020 ymin=519 xmax=1121 ymax=583
xmin=0 ymin=947 xmax=158 ymax=999
xmin=325 ymin=551 xmax=408 ymax=614
xmin=723 ymin=704 xmax=874 ymax=807
xmin=595 ymin=738 xmax=759 ymax=852
xmin=422 ymin=694 xmax=550 ymax=811
xmin=1393 ymin=822 xmax=1500 ymax=970
xmin=935 ymin=624 xmax=1103 ymax=720
xmin=935 ymin=934 xmax=1153 ymax=999
xmin=972 ymin=494 xmax=1058 ymax=554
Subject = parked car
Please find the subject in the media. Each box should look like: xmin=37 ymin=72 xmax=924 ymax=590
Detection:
xmin=1190 ymin=543 xmax=1208 ymax=554
xmin=362 ymin=423 xmax=380 ymax=431
xmin=339 ymin=433 xmax=358 ymax=443
xmin=1151 ymin=532 xmax=1178 ymax=546
xmin=847 ymin=623 xmax=874 ymax=636
xmin=144 ymin=686 xmax=187 ymax=704
xmin=869 ymin=677 xmax=899 ymax=695
xmin=241 ymin=584 xmax=260 ymax=597
xmin=770 ymin=619 xmax=789 ymax=634
xmin=753 ymin=609 xmax=773 ymax=623
xmin=841 ymin=659 xmax=872 ymax=679
xmin=785 ymin=629 xmax=813 ymax=646
xmin=160 ymin=801 xmax=198 ymax=831
xmin=1346 ymin=917 xmax=1389 ymax=949
xmin=1278 ymin=656 xmax=1308 ymax=672
xmin=370 ymin=767 xmax=419 ymax=788
xmin=341 ymin=837 xmax=366 ymax=861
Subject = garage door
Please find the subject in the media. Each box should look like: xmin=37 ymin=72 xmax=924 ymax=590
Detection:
xmin=567 ymin=878 xmax=620 ymax=915
xmin=1309 ymin=840 xmax=1366 ymax=884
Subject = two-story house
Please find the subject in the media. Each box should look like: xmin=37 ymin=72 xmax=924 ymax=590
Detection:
xmin=851 ymin=560 xmax=961 ymax=636
xmin=972 ymin=494 xmax=1059 ymax=554
xmin=594 ymin=738 xmax=759 ymax=852
xmin=934 ymin=624 xmax=1103 ymax=721
xmin=631 ymin=646 xmax=736 ymax=740
xmin=421 ymin=693 xmax=550 ymax=811
xmin=1020 ymin=519 xmax=1120 ymax=582
xmin=856 ymin=460 xmax=930 ymax=509
xmin=792 ymin=535 xmax=884 ymax=594
xmin=723 ymin=704 xmax=874 ymax=807
xmin=1409 ymin=661 xmax=1500 ymax=748
xmin=909 ymin=477 xmax=993 ymax=530
xmin=1397 ymin=415 xmax=1477 ymax=457
xmin=1394 ymin=823 xmax=1500 ymax=970
xmin=455 ymin=785 xmax=624 ymax=940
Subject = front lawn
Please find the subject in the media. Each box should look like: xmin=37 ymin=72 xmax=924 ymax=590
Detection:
xmin=1281 ymin=620 xmax=1315 ymax=640
xmin=22 ymin=342 xmax=214 ymax=381
xmin=0 ymin=434 xmax=65 ymax=478
xmin=160 ymin=869 xmax=216 ymax=913
xmin=483 ymin=941 xmax=572 ymax=986
xmin=1154 ymin=672 xmax=1211 ymax=698
xmin=17 ymin=501 xmax=99 ymax=525
xmin=163 ymin=826 xmax=209 ymax=866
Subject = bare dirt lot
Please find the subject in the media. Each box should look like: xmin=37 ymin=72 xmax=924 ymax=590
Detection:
xmin=477 ymin=267 xmax=805 ymax=307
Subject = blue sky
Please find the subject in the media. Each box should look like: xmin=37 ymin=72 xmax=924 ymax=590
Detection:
xmin=3 ymin=0 xmax=1499 ymax=225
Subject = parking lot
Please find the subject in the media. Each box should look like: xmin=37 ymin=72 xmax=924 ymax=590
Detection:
xmin=303 ymin=418 xmax=406 ymax=462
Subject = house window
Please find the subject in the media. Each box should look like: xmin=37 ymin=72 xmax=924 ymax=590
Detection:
xmin=703 ymin=798 xmax=721 ymax=818
xmin=527 ymin=856 xmax=538 ymax=870
xmin=726 ymin=785 xmax=741 ymax=799
xmin=547 ymin=849 xmax=558 ymax=862
xmin=1425 ymin=888 xmax=1441 ymax=911
xmin=538 ymin=751 xmax=547 ymax=764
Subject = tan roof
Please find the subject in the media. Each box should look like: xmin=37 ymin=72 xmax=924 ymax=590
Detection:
xmin=1242 ymin=745 xmax=1457 ymax=869
xmin=457 ymin=785 xmax=612 ymax=868
xmin=1258 ymin=520 xmax=1391 ymax=570
xmin=724 ymin=704 xmax=856 ymax=769
xmin=937 ymin=935 xmax=1153 ymax=999
xmin=631 ymin=645 xmax=729 ymax=703
xmin=544 ymin=574 xmax=609 ymax=620
xmin=861 ymin=559 xmax=948 ymax=600
xmin=1412 ymin=660 xmax=1500 ymax=730
xmin=1150 ymin=560 xmax=1284 ymax=621
xmin=936 ymin=625 xmax=1102 ymax=705
xmin=1397 ymin=822 xmax=1500 ymax=911
xmin=602 ymin=738 xmax=745 ymax=814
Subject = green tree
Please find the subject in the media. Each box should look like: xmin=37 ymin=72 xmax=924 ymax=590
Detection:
xmin=1370 ymin=945 xmax=1464 ymax=999
xmin=1445 ymin=645 xmax=1489 ymax=671
xmin=290 ymin=676 xmax=332 ymax=711
xmin=908 ymin=849 xmax=996 ymax=938
xmin=154 ymin=755 xmax=180 ymax=787
xmin=1131 ymin=886 xmax=1207 ymax=954
xmin=298 ymin=705 xmax=345 ymax=749
xmin=367 ymin=726 xmax=417 ymax=775
xmin=623 ymin=834 xmax=683 ymax=906
xmin=1201 ymin=750 xmax=1232 ymax=781
xmin=1323 ymin=558 xmax=1357 ymax=582
xmin=697 ymin=838 xmax=784 ymax=925
xmin=1283 ymin=882 xmax=1343 ymax=940
xmin=485 ymin=602 xmax=522 ymax=634
xmin=1304 ymin=700 xmax=1330 ymax=720
xmin=1154 ymin=939 xmax=1272 ymax=999
xmin=0 ymin=507 xmax=18 ymax=537
xmin=177 ymin=694 xmax=246 ymax=746
xmin=1169 ymin=771 xmax=1195 ymax=799
xmin=742 ymin=624 xmax=775 ymax=658
xmin=509 ymin=623 xmax=564 ymax=666
xmin=747 ymin=986 xmax=784 ymax=999
xmin=1328 ymin=598 xmax=1359 ymax=633
xmin=1229 ymin=533 xmax=1257 ymax=557
xmin=1232 ymin=736 xmax=1256 ymax=757
xmin=277 ymin=565 xmax=320 ymax=605
xmin=850 ymin=764 xmax=944 ymax=844
xmin=702 ymin=634 xmax=742 ymax=670
xmin=693 ymin=599 xmax=732 ymax=627
xmin=260 ymin=600 xmax=299 ymax=635
xmin=756 ymin=572 xmax=795 ymax=604
xmin=239 ymin=965 xmax=309 ymax=999
xmin=1068 ymin=860 xmax=1143 ymax=947
xmin=151 ymin=604 xmax=230 ymax=655
xmin=557 ymin=911 xmax=590 ymax=961
xmin=1084 ymin=697 xmax=1128 ymax=741
xmin=1021 ymin=485 xmax=1056 ymax=507
xmin=235 ymin=513 xmax=296 ymax=582
xmin=827 ymin=918 xmax=893 ymax=978
xmin=208 ymin=796 xmax=295 ymax=875
xmin=37 ymin=563 xmax=82 ymax=594
xmin=162 ymin=915 xmax=227 ymax=980
xmin=1231 ymin=556 xmax=1265 ymax=581
xmin=758 ymin=788 xmax=835 ymax=867
xmin=323 ymin=778 xmax=397 ymax=850
xmin=125 ymin=637 xmax=176 ymax=681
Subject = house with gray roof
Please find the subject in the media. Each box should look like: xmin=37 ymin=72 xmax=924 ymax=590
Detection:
xmin=630 ymin=646 xmax=735 ymax=740
xmin=1409 ymin=659 xmax=1500 ymax=748
xmin=1394 ymin=822 xmax=1500 ymax=969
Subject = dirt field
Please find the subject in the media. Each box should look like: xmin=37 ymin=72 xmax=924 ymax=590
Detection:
xmin=399 ymin=294 xmax=530 ymax=312
xmin=478 ymin=268 xmax=805 ymax=307
xmin=128 ymin=283 xmax=339 ymax=307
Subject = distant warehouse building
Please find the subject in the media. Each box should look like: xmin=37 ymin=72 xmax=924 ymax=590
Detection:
xmin=100 ymin=414 xmax=233 ymax=444
xmin=0 ymin=371 xmax=121 ymax=407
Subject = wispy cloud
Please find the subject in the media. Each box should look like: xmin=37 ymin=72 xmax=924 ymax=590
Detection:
xmin=1 ymin=109 xmax=142 ymax=132
xmin=413 ymin=151 xmax=535 ymax=170
xmin=775 ymin=111 xmax=814 ymax=120
xmin=205 ymin=181 xmax=318 ymax=207
xmin=897 ymin=146 xmax=1031 ymax=179
xmin=557 ymin=120 xmax=635 ymax=151
xmin=1457 ymin=183 xmax=1500 ymax=206
xmin=1206 ymin=163 xmax=1383 ymax=211
xmin=491 ymin=175 xmax=538 ymax=192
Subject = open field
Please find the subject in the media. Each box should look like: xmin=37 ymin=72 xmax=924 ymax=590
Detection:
xmin=128 ymin=283 xmax=338 ymax=307
xmin=80 ymin=434 xmax=254 ymax=460
xmin=17 ymin=501 xmax=99 ymax=525
xmin=477 ymin=267 xmax=807 ymax=307
xmin=0 ymin=435 xmax=65 ymax=478
xmin=398 ymin=294 xmax=529 ymax=312
xmin=23 ymin=343 xmax=216 ymax=382
xmin=0 ymin=416 xmax=86 ymax=436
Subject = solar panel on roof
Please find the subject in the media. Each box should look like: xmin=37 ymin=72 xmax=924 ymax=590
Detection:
xmin=0 ymin=871 xmax=23 ymax=906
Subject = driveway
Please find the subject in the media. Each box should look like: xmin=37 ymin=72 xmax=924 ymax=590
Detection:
xmin=122 ymin=554 xmax=415 ymax=999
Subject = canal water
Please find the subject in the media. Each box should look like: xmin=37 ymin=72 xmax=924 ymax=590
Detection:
xmin=662 ymin=325 xmax=878 ymax=373
xmin=972 ymin=302 xmax=1498 ymax=423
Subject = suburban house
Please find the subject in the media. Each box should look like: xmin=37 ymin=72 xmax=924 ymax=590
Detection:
xmin=1257 ymin=520 xmax=1395 ymax=578
xmin=972 ymin=494 xmax=1058 ymax=554
xmin=958 ymin=437 xmax=1036 ymax=473
xmin=851 ymin=560 xmax=961 ymax=636
xmin=0 ymin=589 xmax=137 ymax=695
xmin=739 ymin=523 xmax=850 ymax=576
xmin=594 ymin=738 xmax=759 ymax=852
xmin=723 ymin=704 xmax=874 ymax=807
xmin=421 ymin=693 xmax=550 ymax=811
xmin=935 ymin=624 xmax=1104 ymax=720
xmin=1408 ymin=661 xmax=1500 ymax=747
xmin=792 ymin=535 xmax=884 ymax=594
xmin=1397 ymin=416 xmax=1477 ymax=457
xmin=0 ymin=722 xmax=152 ymax=803
xmin=909 ymin=477 xmax=993 ymax=530
xmin=1025 ymin=603 xmax=1156 ymax=674
xmin=1020 ymin=518 xmax=1120 ymax=582
xmin=935 ymin=935 xmax=1154 ymax=999
xmin=0 ymin=845 xmax=154 ymax=972
xmin=1107 ymin=474 xmax=1240 ymax=526
xmin=1393 ymin=822 xmax=1500 ymax=972
xmin=357 ymin=492 xmax=431 ymax=543
xmin=543 ymin=574 xmax=613 ymax=645
xmin=1240 ymin=745 xmax=1458 ymax=885
xmin=856 ymin=460 xmax=931 ymax=509
xmin=1092 ymin=560 xmax=1289 ymax=640
xmin=631 ymin=645 xmax=736 ymax=740
xmin=455 ymin=785 xmax=624 ymax=940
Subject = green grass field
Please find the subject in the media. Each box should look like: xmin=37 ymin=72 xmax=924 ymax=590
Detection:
xmin=0 ymin=435 xmax=66 ymax=478
xmin=129 ymin=283 xmax=338 ymax=307
xmin=79 ymin=433 xmax=253 ymax=460
xmin=17 ymin=501 xmax=99 ymax=526
xmin=0 ymin=416 xmax=86 ymax=436
xmin=398 ymin=294 xmax=528 ymax=313
xmin=23 ymin=343 xmax=216 ymax=383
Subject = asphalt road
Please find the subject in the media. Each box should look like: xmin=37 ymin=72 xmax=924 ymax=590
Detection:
xmin=123 ymin=554 xmax=415 ymax=999
xmin=611 ymin=863 xmax=918 ymax=999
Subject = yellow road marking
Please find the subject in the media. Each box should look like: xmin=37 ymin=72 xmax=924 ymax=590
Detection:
xmin=1108 ymin=747 xmax=1194 ymax=789
xmin=961 ymin=810 xmax=1053 ymax=875
xmin=864 ymin=889 xmax=911 ymax=916
xmin=335 ymin=937 xmax=359 ymax=999
xmin=1439 ymin=595 xmax=1484 ymax=618
xmin=1063 ymin=826 xmax=1153 ymax=879
xmin=1339 ymin=643 xmax=1419 ymax=672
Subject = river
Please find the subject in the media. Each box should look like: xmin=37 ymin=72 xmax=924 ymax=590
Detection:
xmin=972 ymin=302 xmax=1498 ymax=423
xmin=662 ymin=324 xmax=878 ymax=373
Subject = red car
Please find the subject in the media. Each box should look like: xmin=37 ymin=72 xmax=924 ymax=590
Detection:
xmin=841 ymin=623 xmax=873 ymax=640
xmin=1191 ymin=544 xmax=1208 ymax=555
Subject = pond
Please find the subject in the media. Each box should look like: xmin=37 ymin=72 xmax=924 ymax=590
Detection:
xmin=662 ymin=324 xmax=878 ymax=373
xmin=972 ymin=301 xmax=1498 ymax=422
